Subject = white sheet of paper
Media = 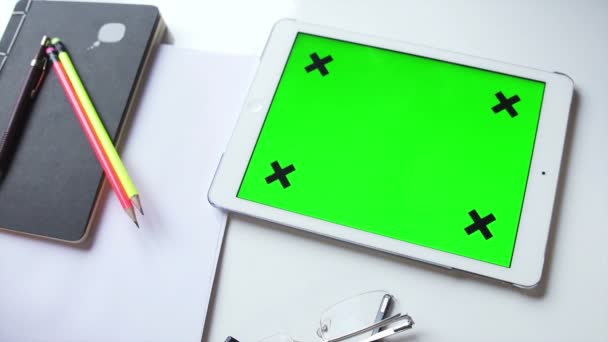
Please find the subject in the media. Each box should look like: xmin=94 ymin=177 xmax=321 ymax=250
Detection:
xmin=0 ymin=45 xmax=257 ymax=342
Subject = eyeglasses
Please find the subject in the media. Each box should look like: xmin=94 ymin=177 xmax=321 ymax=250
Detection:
xmin=227 ymin=290 xmax=414 ymax=342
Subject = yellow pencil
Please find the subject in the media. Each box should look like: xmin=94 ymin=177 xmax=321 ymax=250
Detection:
xmin=52 ymin=38 xmax=143 ymax=214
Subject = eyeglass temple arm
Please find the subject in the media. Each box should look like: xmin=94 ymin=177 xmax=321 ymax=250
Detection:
xmin=355 ymin=320 xmax=414 ymax=342
xmin=325 ymin=313 xmax=413 ymax=342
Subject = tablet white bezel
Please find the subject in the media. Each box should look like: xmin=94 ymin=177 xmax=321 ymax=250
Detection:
xmin=209 ymin=19 xmax=574 ymax=288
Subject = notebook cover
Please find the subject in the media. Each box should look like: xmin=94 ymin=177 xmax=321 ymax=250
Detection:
xmin=0 ymin=0 xmax=162 ymax=241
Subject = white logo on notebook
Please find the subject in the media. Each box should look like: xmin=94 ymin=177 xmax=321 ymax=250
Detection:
xmin=87 ymin=23 xmax=126 ymax=51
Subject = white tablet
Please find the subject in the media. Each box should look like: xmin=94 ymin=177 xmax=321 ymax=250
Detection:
xmin=209 ymin=19 xmax=574 ymax=288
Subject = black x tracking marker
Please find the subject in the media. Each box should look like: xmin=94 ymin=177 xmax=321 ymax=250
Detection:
xmin=305 ymin=52 xmax=333 ymax=76
xmin=492 ymin=91 xmax=521 ymax=118
xmin=464 ymin=210 xmax=496 ymax=240
xmin=265 ymin=161 xmax=296 ymax=188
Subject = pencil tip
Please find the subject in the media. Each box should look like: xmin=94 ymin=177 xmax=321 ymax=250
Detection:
xmin=131 ymin=195 xmax=144 ymax=216
xmin=125 ymin=207 xmax=139 ymax=228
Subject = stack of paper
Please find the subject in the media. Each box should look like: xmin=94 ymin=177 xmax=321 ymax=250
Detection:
xmin=0 ymin=45 xmax=257 ymax=341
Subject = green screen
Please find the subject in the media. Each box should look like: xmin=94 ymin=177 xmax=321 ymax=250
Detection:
xmin=238 ymin=33 xmax=545 ymax=267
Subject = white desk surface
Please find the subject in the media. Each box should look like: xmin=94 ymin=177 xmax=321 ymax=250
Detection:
xmin=1 ymin=0 xmax=607 ymax=341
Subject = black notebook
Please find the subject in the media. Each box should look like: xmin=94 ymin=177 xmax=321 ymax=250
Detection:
xmin=0 ymin=0 xmax=164 ymax=241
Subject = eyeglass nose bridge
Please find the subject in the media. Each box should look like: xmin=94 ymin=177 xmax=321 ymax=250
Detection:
xmin=316 ymin=321 xmax=330 ymax=338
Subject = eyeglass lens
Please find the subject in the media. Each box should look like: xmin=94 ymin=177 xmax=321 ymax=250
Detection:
xmin=318 ymin=290 xmax=394 ymax=342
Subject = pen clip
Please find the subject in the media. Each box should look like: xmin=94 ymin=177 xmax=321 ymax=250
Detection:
xmin=30 ymin=56 xmax=47 ymax=98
